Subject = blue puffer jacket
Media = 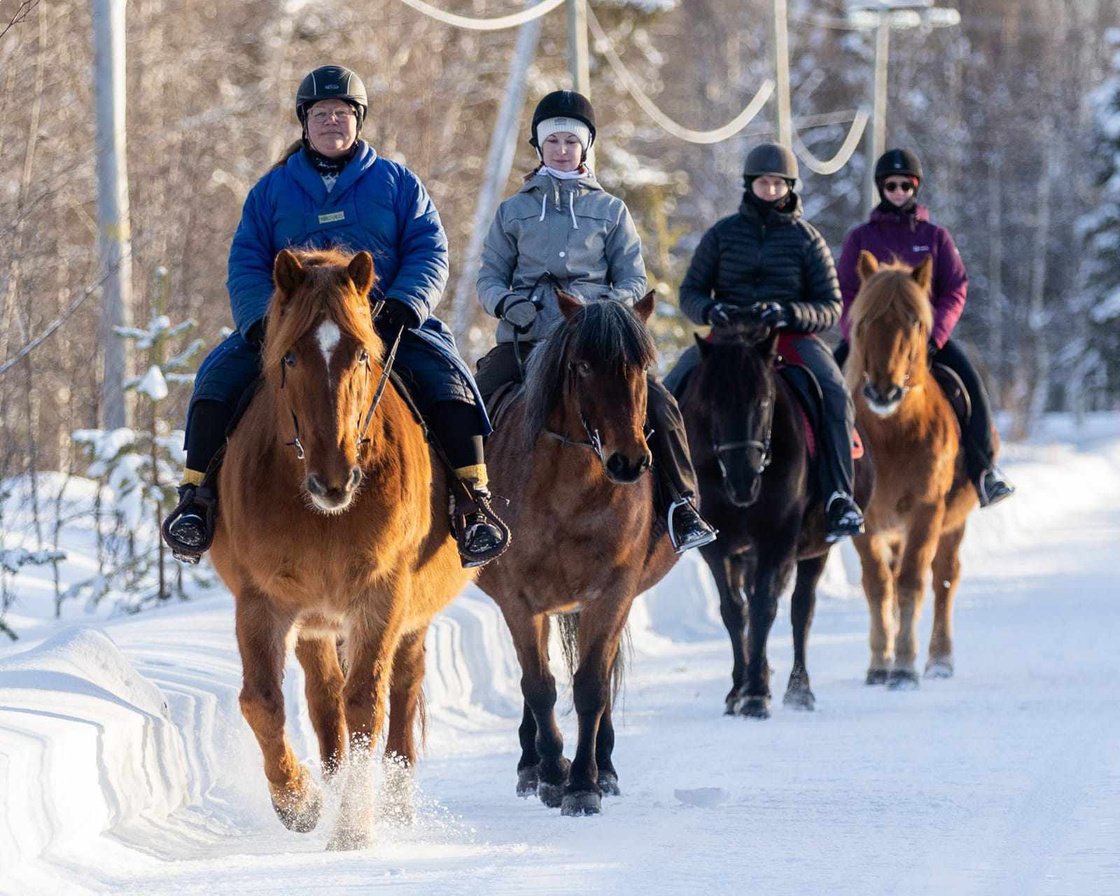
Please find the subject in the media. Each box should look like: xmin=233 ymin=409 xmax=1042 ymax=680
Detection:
xmin=227 ymin=140 xmax=449 ymax=340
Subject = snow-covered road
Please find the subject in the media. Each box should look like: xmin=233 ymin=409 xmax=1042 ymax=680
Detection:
xmin=2 ymin=416 xmax=1118 ymax=895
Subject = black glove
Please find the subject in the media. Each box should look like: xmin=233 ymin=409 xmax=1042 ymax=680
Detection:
xmin=501 ymin=297 xmax=539 ymax=332
xmin=706 ymin=303 xmax=735 ymax=328
xmin=378 ymin=299 xmax=420 ymax=335
xmin=746 ymin=301 xmax=787 ymax=327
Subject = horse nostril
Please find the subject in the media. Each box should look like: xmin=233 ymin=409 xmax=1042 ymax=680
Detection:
xmin=606 ymin=453 xmax=627 ymax=478
xmin=348 ymin=466 xmax=362 ymax=491
xmin=638 ymin=451 xmax=652 ymax=472
xmin=306 ymin=474 xmax=325 ymax=497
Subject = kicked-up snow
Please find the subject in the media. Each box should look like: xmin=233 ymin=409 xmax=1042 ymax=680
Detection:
xmin=1 ymin=413 xmax=1118 ymax=895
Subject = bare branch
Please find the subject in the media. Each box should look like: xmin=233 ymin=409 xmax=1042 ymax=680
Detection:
xmin=0 ymin=0 xmax=40 ymax=42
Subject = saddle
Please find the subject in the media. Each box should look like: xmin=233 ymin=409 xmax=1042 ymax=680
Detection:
xmin=931 ymin=362 xmax=971 ymax=424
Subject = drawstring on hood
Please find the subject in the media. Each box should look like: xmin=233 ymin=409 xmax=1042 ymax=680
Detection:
xmin=535 ymin=169 xmax=584 ymax=229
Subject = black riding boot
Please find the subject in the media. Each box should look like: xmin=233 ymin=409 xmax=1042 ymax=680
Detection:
xmin=429 ymin=401 xmax=511 ymax=568
xmin=162 ymin=400 xmax=231 ymax=563
xmin=820 ymin=418 xmax=864 ymax=542
xmin=647 ymin=376 xmax=717 ymax=553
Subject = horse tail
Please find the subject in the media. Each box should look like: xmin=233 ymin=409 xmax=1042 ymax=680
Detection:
xmin=555 ymin=612 xmax=628 ymax=704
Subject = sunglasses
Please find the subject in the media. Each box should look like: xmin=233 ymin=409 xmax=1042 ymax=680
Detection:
xmin=883 ymin=180 xmax=915 ymax=193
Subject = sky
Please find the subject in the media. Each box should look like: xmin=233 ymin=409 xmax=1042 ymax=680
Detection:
xmin=1 ymin=412 xmax=1118 ymax=895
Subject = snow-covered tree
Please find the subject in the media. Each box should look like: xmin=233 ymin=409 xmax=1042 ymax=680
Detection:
xmin=1072 ymin=28 xmax=1120 ymax=411
xmin=70 ymin=286 xmax=211 ymax=612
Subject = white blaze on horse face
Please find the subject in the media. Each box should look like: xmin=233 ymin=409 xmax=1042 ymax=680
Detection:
xmin=316 ymin=320 xmax=342 ymax=372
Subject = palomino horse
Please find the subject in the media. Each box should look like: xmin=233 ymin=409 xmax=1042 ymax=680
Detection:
xmin=847 ymin=252 xmax=978 ymax=687
xmin=677 ymin=326 xmax=845 ymax=718
xmin=477 ymin=291 xmax=677 ymax=816
xmin=209 ymin=247 xmax=470 ymax=849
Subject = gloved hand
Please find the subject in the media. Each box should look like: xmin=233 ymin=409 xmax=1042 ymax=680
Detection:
xmin=706 ymin=303 xmax=736 ymax=328
xmin=378 ymin=299 xmax=420 ymax=335
xmin=501 ymin=298 xmax=539 ymax=332
xmin=745 ymin=301 xmax=787 ymax=327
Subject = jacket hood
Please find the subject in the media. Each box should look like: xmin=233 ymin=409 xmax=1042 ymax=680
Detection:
xmin=870 ymin=202 xmax=930 ymax=226
xmin=738 ymin=190 xmax=803 ymax=226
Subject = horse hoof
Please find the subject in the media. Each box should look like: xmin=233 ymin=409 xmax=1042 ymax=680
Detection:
xmin=326 ymin=826 xmax=372 ymax=851
xmin=783 ymin=688 xmax=816 ymax=711
xmin=517 ymin=766 xmax=540 ymax=798
xmin=561 ymin=791 xmax=602 ymax=817
xmin=925 ymin=658 xmax=954 ymax=679
xmin=271 ymin=778 xmax=323 ymax=833
xmin=737 ymin=696 xmax=771 ymax=719
xmin=598 ymin=771 xmax=621 ymax=797
xmin=865 ymin=668 xmax=890 ymax=686
xmin=723 ymin=697 xmax=738 ymax=716
xmin=538 ymin=780 xmax=566 ymax=808
xmin=888 ymin=669 xmax=920 ymax=690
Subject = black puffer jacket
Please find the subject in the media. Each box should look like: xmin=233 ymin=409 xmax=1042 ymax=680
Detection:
xmin=679 ymin=192 xmax=841 ymax=333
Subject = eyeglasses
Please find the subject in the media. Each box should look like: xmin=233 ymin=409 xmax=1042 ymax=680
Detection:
xmin=308 ymin=108 xmax=357 ymax=124
xmin=883 ymin=180 xmax=915 ymax=194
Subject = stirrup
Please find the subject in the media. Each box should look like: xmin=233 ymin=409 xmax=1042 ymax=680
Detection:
xmin=667 ymin=497 xmax=718 ymax=554
xmin=825 ymin=491 xmax=864 ymax=542
xmin=976 ymin=467 xmax=1015 ymax=508
xmin=161 ymin=484 xmax=217 ymax=564
xmin=451 ymin=488 xmax=511 ymax=569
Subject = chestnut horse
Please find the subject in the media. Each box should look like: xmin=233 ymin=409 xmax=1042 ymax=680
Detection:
xmin=209 ymin=247 xmax=470 ymax=849
xmin=677 ymin=327 xmax=844 ymax=719
xmin=846 ymin=252 xmax=978 ymax=688
xmin=477 ymin=292 xmax=677 ymax=816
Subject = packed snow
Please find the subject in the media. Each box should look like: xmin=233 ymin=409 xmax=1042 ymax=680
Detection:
xmin=1 ymin=413 xmax=1118 ymax=895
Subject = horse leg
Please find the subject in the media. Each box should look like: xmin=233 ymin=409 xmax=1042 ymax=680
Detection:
xmin=926 ymin=524 xmax=966 ymax=679
xmin=383 ymin=627 xmax=427 ymax=826
xmin=703 ymin=543 xmax=748 ymax=714
xmin=499 ymin=602 xmax=568 ymax=805
xmin=234 ymin=592 xmax=321 ymax=833
xmin=891 ymin=507 xmax=944 ymax=689
xmin=784 ymin=553 xmax=828 ymax=711
xmin=327 ymin=605 xmax=406 ymax=851
xmin=564 ymin=595 xmax=633 ymax=816
xmin=856 ymin=533 xmax=897 ymax=684
xmin=595 ymin=700 xmax=620 ymax=797
xmin=294 ymin=633 xmax=347 ymax=780
xmin=738 ymin=551 xmax=790 ymax=719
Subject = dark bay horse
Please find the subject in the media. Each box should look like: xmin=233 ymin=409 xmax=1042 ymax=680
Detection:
xmin=209 ymin=247 xmax=471 ymax=849
xmin=847 ymin=252 xmax=978 ymax=687
xmin=477 ymin=291 xmax=677 ymax=816
xmin=678 ymin=326 xmax=845 ymax=718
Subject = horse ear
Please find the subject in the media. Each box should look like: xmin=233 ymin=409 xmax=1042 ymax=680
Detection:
xmin=911 ymin=256 xmax=934 ymax=294
xmin=347 ymin=251 xmax=375 ymax=298
xmin=857 ymin=250 xmax=879 ymax=283
xmin=557 ymin=289 xmax=584 ymax=321
xmin=694 ymin=333 xmax=711 ymax=358
xmin=274 ymin=249 xmax=306 ymax=300
xmin=633 ymin=291 xmax=655 ymax=324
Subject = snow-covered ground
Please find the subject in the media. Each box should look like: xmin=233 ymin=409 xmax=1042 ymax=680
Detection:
xmin=1 ymin=413 xmax=1118 ymax=895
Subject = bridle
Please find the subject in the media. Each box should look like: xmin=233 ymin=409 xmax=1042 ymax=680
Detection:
xmin=279 ymin=313 xmax=403 ymax=461
xmin=711 ymin=392 xmax=774 ymax=484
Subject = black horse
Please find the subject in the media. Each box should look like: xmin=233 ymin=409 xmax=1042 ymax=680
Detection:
xmin=676 ymin=327 xmax=839 ymax=718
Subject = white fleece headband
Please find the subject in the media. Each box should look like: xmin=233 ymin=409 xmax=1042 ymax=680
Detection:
xmin=536 ymin=116 xmax=592 ymax=152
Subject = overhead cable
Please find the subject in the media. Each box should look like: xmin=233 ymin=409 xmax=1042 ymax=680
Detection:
xmin=393 ymin=0 xmax=565 ymax=31
xmin=792 ymin=109 xmax=869 ymax=174
xmin=588 ymin=9 xmax=774 ymax=144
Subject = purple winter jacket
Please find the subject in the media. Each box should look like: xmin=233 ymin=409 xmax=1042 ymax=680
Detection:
xmin=836 ymin=204 xmax=967 ymax=348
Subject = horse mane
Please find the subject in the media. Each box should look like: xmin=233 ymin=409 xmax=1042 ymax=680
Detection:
xmin=846 ymin=260 xmax=932 ymax=387
xmin=520 ymin=300 xmax=656 ymax=451
xmin=687 ymin=337 xmax=771 ymax=417
xmin=261 ymin=247 xmax=382 ymax=377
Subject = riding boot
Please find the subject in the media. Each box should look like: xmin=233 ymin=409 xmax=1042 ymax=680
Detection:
xmin=450 ymin=473 xmax=511 ymax=568
xmin=819 ymin=415 xmax=864 ymax=542
xmin=162 ymin=482 xmax=218 ymax=564
xmin=162 ymin=399 xmax=232 ymax=563
xmin=647 ymin=376 xmax=717 ymax=552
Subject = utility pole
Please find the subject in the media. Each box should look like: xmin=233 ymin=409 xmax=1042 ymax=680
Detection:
xmin=566 ymin=0 xmax=590 ymax=96
xmin=773 ymin=0 xmax=792 ymax=146
xmin=867 ymin=16 xmax=890 ymax=214
xmin=93 ymin=0 xmax=133 ymax=429
xmin=450 ymin=9 xmax=543 ymax=346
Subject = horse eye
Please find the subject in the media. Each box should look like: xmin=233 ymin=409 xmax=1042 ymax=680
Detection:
xmin=576 ymin=360 xmax=592 ymax=377
xmin=358 ymin=348 xmax=369 ymax=364
xmin=283 ymin=351 xmax=296 ymax=367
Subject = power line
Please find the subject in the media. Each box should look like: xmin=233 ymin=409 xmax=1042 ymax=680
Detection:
xmin=393 ymin=0 xmax=565 ymax=31
xmin=587 ymin=9 xmax=775 ymax=145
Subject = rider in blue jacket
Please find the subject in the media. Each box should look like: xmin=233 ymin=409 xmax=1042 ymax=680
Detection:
xmin=162 ymin=65 xmax=509 ymax=568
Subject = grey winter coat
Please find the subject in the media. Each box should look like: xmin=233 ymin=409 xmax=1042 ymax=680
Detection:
xmin=477 ymin=170 xmax=646 ymax=343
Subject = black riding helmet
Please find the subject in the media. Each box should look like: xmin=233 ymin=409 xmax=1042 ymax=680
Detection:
xmin=296 ymin=65 xmax=368 ymax=131
xmin=874 ymin=148 xmax=923 ymax=184
xmin=529 ymin=90 xmax=597 ymax=152
xmin=743 ymin=142 xmax=799 ymax=184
